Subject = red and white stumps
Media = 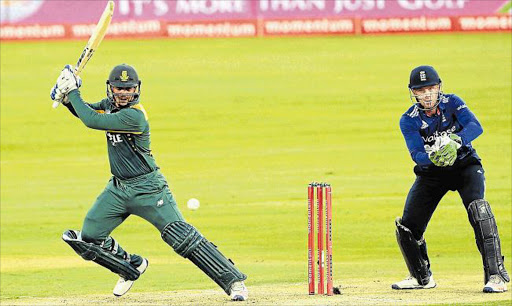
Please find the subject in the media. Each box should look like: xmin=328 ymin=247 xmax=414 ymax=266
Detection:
xmin=307 ymin=183 xmax=315 ymax=295
xmin=308 ymin=182 xmax=333 ymax=296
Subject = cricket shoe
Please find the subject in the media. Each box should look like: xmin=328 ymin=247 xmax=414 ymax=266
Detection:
xmin=113 ymin=258 xmax=148 ymax=297
xmin=229 ymin=281 xmax=248 ymax=301
xmin=391 ymin=274 xmax=436 ymax=290
xmin=483 ymin=275 xmax=508 ymax=293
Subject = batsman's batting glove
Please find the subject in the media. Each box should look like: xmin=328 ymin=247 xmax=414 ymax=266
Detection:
xmin=50 ymin=84 xmax=69 ymax=104
xmin=55 ymin=65 xmax=82 ymax=96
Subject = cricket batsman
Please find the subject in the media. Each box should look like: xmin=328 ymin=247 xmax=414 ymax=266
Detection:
xmin=50 ymin=64 xmax=248 ymax=301
xmin=393 ymin=65 xmax=509 ymax=292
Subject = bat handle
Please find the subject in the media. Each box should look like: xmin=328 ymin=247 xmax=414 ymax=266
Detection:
xmin=52 ymin=101 xmax=61 ymax=108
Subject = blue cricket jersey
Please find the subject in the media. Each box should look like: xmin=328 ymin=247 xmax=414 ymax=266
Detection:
xmin=399 ymin=94 xmax=483 ymax=173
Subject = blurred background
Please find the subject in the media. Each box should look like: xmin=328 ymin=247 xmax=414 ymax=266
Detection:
xmin=2 ymin=0 xmax=511 ymax=39
xmin=1 ymin=0 xmax=511 ymax=305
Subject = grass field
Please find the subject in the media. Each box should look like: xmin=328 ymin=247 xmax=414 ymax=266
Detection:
xmin=1 ymin=33 xmax=511 ymax=305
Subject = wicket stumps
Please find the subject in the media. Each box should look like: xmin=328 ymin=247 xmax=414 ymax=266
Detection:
xmin=308 ymin=182 xmax=333 ymax=296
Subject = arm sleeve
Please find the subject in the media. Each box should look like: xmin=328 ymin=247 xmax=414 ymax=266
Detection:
xmin=451 ymin=95 xmax=483 ymax=145
xmin=64 ymin=102 xmax=79 ymax=118
xmin=68 ymin=90 xmax=145 ymax=133
xmin=399 ymin=116 xmax=433 ymax=166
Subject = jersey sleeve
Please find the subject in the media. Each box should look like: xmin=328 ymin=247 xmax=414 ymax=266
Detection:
xmin=399 ymin=115 xmax=432 ymax=166
xmin=64 ymin=99 xmax=106 ymax=118
xmin=68 ymin=90 xmax=145 ymax=133
xmin=88 ymin=100 xmax=107 ymax=111
xmin=451 ymin=95 xmax=483 ymax=145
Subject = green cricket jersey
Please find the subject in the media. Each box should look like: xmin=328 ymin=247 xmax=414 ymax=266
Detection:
xmin=66 ymin=89 xmax=158 ymax=180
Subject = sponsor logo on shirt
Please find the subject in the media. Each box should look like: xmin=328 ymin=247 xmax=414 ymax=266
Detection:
xmin=408 ymin=105 xmax=420 ymax=118
xmin=421 ymin=126 xmax=457 ymax=143
xmin=106 ymin=132 xmax=123 ymax=146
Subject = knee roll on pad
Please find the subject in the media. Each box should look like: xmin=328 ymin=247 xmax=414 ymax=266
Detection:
xmin=467 ymin=199 xmax=510 ymax=283
xmin=395 ymin=217 xmax=431 ymax=285
xmin=62 ymin=230 xmax=140 ymax=281
xmin=161 ymin=221 xmax=203 ymax=257
xmin=162 ymin=221 xmax=247 ymax=294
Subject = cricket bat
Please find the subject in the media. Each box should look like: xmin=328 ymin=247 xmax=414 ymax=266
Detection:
xmin=53 ymin=0 xmax=114 ymax=108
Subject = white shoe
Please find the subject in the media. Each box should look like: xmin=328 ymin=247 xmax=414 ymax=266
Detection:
xmin=483 ymin=275 xmax=508 ymax=293
xmin=392 ymin=274 xmax=436 ymax=290
xmin=113 ymin=258 xmax=148 ymax=297
xmin=229 ymin=281 xmax=248 ymax=301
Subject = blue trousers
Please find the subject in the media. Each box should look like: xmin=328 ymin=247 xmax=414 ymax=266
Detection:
xmin=402 ymin=163 xmax=485 ymax=240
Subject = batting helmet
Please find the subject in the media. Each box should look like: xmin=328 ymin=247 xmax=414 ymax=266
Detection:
xmin=106 ymin=64 xmax=141 ymax=105
xmin=408 ymin=65 xmax=441 ymax=89
xmin=107 ymin=64 xmax=140 ymax=88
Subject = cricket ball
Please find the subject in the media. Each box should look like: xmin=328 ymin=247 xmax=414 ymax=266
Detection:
xmin=187 ymin=198 xmax=200 ymax=210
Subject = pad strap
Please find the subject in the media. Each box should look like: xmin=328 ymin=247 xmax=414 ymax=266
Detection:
xmin=467 ymin=199 xmax=510 ymax=283
xmin=395 ymin=218 xmax=431 ymax=285
xmin=162 ymin=221 xmax=247 ymax=294
xmin=62 ymin=230 xmax=140 ymax=281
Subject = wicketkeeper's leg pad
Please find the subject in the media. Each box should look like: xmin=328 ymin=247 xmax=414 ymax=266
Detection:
xmin=467 ymin=199 xmax=510 ymax=284
xmin=395 ymin=217 xmax=431 ymax=285
xmin=161 ymin=221 xmax=247 ymax=294
xmin=62 ymin=230 xmax=140 ymax=281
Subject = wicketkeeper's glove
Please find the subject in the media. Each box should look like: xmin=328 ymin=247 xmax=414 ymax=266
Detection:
xmin=429 ymin=150 xmax=447 ymax=167
xmin=440 ymin=134 xmax=462 ymax=166
xmin=448 ymin=133 xmax=462 ymax=148
xmin=438 ymin=146 xmax=457 ymax=166
xmin=429 ymin=134 xmax=462 ymax=167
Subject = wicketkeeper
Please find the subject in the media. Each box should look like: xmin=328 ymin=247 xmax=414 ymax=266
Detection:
xmin=393 ymin=65 xmax=509 ymax=292
xmin=50 ymin=64 xmax=248 ymax=300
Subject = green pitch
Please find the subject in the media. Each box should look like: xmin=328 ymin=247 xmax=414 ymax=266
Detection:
xmin=1 ymin=33 xmax=510 ymax=305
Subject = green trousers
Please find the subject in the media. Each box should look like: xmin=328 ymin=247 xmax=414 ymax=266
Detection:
xmin=81 ymin=170 xmax=184 ymax=266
